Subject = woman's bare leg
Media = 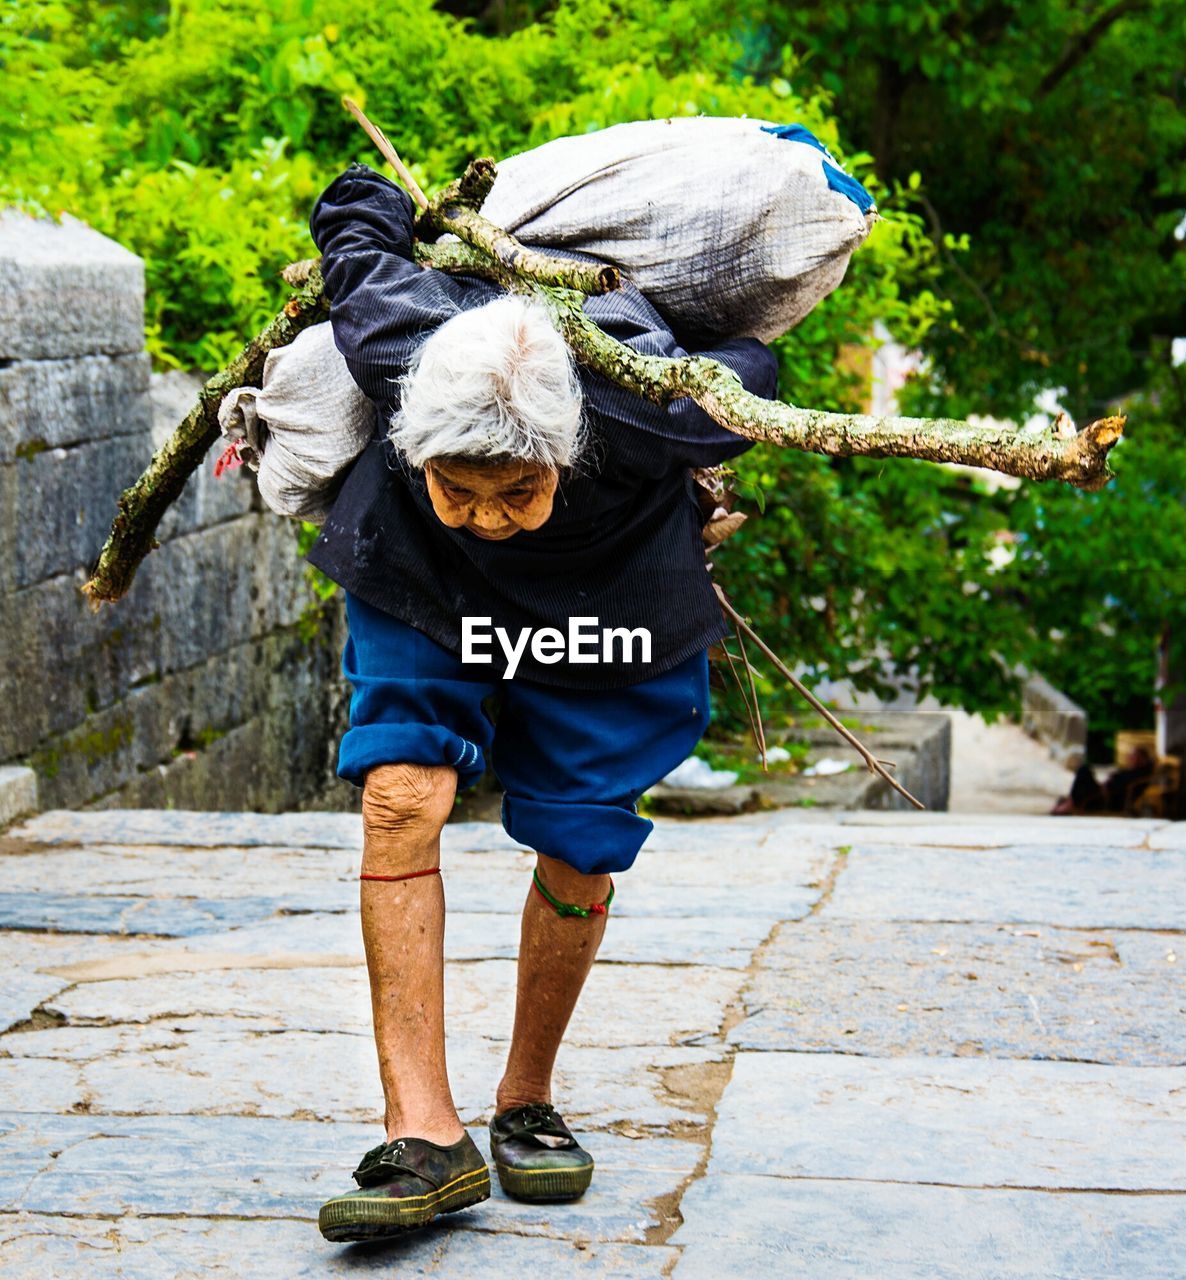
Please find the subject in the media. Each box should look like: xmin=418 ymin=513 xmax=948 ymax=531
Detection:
xmin=495 ymin=853 xmax=611 ymax=1112
xmin=360 ymin=763 xmax=465 ymax=1144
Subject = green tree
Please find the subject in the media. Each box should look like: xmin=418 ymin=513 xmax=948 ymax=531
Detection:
xmin=746 ymin=0 xmax=1186 ymax=423
xmin=1002 ymin=357 xmax=1186 ymax=747
xmin=2 ymin=0 xmax=1171 ymax=741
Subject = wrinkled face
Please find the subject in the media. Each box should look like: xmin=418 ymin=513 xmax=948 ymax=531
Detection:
xmin=424 ymin=457 xmax=558 ymax=541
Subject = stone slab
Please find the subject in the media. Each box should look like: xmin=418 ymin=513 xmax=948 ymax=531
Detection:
xmin=10 ymin=433 xmax=148 ymax=587
xmin=0 ymin=970 xmax=69 ymax=1033
xmin=45 ymin=959 xmax=740 ymax=1051
xmin=0 ymin=1112 xmax=695 ymax=1245
xmin=0 ymin=454 xmax=13 ymax=595
xmin=710 ymin=1053 xmax=1186 ymax=1189
xmin=0 ymin=572 xmax=156 ymax=759
xmin=149 ymin=517 xmax=308 ymax=672
xmin=1023 ymin=672 xmax=1088 ymax=769
xmin=0 ymin=515 xmax=316 ymax=763
xmin=18 ymin=616 xmax=344 ymax=810
xmin=0 ymin=844 xmax=783 ymax=950
xmin=0 ymin=352 xmax=151 ymax=461
xmin=2 ymin=816 xmax=826 ymax=920
xmin=0 ymin=1211 xmax=677 ymax=1277
xmin=0 ymin=1115 xmax=69 ymax=1211
xmin=672 ymin=1175 xmax=1186 ymax=1280
xmin=14 ymin=810 xmax=783 ymax=855
xmin=0 ymin=892 xmax=297 ymax=936
xmin=645 ymin=783 xmax=758 ymax=815
xmin=1150 ymin=824 xmax=1186 ymax=850
xmin=640 ymin=814 xmax=816 ymax=854
xmin=0 ymin=843 xmax=361 ymax=901
xmin=729 ymin=921 xmax=1186 ymax=1064
xmin=0 ymin=1017 xmax=722 ymax=1133
xmin=0 ymin=766 xmax=37 ymax=828
xmin=0 ymin=212 xmax=144 ymax=360
xmin=444 ymin=959 xmax=739 ymax=1049
xmin=811 ymin=811 xmax=1166 ymax=847
xmin=20 ymin=909 xmax=771 ymax=980
xmin=12 ymin=809 xmax=367 ymax=849
xmin=822 ymin=843 xmax=1186 ymax=928
xmin=0 ymin=930 xmax=156 ymax=981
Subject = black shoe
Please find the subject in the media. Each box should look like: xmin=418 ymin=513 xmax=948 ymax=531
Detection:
xmin=488 ymin=1103 xmax=594 ymax=1202
xmin=318 ymin=1132 xmax=490 ymax=1242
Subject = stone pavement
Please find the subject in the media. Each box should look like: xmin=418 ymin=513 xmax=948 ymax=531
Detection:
xmin=0 ymin=807 xmax=1182 ymax=1277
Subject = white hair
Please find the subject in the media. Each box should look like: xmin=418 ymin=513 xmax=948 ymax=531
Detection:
xmin=388 ymin=295 xmax=585 ymax=469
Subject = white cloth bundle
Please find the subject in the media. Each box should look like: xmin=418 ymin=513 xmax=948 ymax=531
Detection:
xmin=480 ymin=116 xmax=876 ymax=344
xmin=217 ymin=322 xmax=374 ymax=523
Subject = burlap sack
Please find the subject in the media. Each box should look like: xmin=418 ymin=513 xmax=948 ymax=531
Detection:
xmin=480 ymin=116 xmax=876 ymax=343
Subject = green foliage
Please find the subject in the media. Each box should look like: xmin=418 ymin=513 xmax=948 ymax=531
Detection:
xmin=3 ymin=0 xmax=1176 ymax=740
xmin=2 ymin=0 xmax=932 ymax=366
xmin=745 ymin=0 xmax=1186 ymax=424
xmin=1003 ymin=361 xmax=1186 ymax=745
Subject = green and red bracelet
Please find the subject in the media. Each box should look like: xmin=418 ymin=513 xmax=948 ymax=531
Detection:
xmin=532 ymin=868 xmax=615 ymax=918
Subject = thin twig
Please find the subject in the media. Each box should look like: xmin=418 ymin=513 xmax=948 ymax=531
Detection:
xmin=714 ymin=586 xmax=925 ymax=810
xmin=721 ymin=634 xmax=764 ymax=770
xmin=733 ymin=618 xmax=767 ymax=769
xmin=342 ymin=96 xmax=429 ymax=211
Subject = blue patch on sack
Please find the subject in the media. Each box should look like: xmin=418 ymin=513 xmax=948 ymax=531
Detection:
xmin=761 ymin=123 xmax=876 ymax=215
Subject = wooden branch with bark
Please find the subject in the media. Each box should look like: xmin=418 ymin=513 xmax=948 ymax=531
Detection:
xmin=82 ymin=107 xmax=1124 ymax=605
xmin=82 ymin=268 xmax=328 ymax=605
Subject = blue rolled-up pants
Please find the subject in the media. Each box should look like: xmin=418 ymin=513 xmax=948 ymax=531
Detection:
xmin=337 ymin=593 xmax=711 ymax=875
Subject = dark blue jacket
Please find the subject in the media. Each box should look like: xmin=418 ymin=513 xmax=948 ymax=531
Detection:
xmin=307 ymin=164 xmax=779 ymax=689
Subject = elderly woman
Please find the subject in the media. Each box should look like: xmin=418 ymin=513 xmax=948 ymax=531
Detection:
xmin=309 ymin=164 xmax=778 ymax=1243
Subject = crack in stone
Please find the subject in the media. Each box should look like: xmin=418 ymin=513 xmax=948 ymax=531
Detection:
xmin=0 ymin=923 xmax=197 ymax=940
xmin=691 ymin=1173 xmax=1186 ymax=1196
xmin=0 ymin=1207 xmax=319 ymax=1224
xmin=805 ymin=844 xmax=852 ymax=918
xmin=11 ymin=1131 xmax=99 ymax=1205
xmin=0 ymin=1205 xmax=682 ymax=1251
xmin=643 ymin=892 xmax=802 ymax=1248
xmin=855 ymin=917 xmax=1186 ymax=936
xmin=1 ymin=1006 xmax=70 ymax=1036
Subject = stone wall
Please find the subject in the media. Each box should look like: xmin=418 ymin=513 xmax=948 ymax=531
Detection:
xmin=0 ymin=212 xmax=355 ymax=814
xmin=648 ymin=710 xmax=952 ymax=815
xmin=1021 ymin=674 xmax=1088 ymax=770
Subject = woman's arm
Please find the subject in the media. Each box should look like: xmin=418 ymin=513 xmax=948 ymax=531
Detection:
xmin=581 ymin=285 xmax=780 ymax=471
xmin=310 ymin=164 xmax=490 ymax=401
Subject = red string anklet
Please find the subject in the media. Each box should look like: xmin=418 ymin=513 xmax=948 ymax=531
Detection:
xmin=359 ymin=867 xmax=441 ymax=883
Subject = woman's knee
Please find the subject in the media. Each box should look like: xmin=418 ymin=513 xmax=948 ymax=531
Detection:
xmin=362 ymin=763 xmax=456 ymax=870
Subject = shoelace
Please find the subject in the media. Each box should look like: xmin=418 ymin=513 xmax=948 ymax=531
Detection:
xmin=519 ymin=1103 xmax=558 ymax=1129
xmin=353 ymin=1138 xmax=422 ymax=1187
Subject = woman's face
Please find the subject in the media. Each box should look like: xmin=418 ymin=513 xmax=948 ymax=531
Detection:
xmin=424 ymin=457 xmax=558 ymax=541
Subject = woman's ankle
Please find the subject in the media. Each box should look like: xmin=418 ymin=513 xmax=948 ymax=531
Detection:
xmin=384 ymin=1111 xmax=466 ymax=1146
xmin=494 ymin=1079 xmax=551 ymax=1115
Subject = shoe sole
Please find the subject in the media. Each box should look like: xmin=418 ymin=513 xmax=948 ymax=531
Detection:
xmin=494 ymin=1160 xmax=593 ymax=1203
xmin=318 ymin=1166 xmax=491 ymax=1242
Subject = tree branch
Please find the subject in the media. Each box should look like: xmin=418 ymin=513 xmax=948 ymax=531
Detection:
xmin=82 ymin=267 xmax=329 ymax=605
xmin=1037 ymin=0 xmax=1147 ymax=98
xmin=537 ymin=285 xmax=1123 ymax=491
xmin=82 ymin=124 xmax=1125 ymax=606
